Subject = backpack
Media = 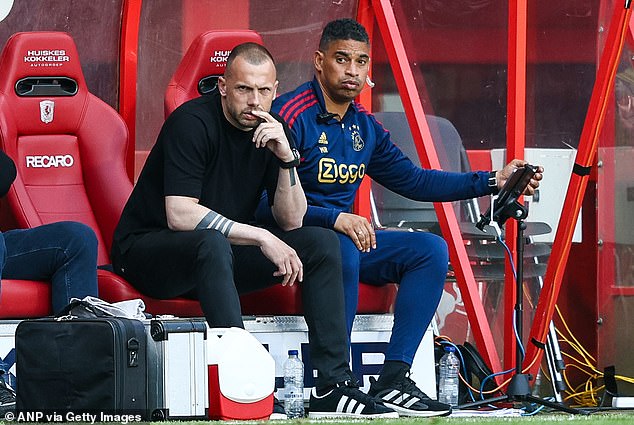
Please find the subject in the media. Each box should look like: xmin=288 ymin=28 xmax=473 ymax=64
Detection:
xmin=434 ymin=338 xmax=501 ymax=404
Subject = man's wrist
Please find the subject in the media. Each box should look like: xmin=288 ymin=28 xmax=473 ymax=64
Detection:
xmin=279 ymin=148 xmax=300 ymax=169
xmin=488 ymin=170 xmax=499 ymax=194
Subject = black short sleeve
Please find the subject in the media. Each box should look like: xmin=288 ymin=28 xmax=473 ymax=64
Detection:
xmin=162 ymin=112 xmax=211 ymax=199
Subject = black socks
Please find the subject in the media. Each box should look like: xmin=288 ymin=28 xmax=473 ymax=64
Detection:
xmin=316 ymin=363 xmax=410 ymax=395
xmin=376 ymin=360 xmax=410 ymax=387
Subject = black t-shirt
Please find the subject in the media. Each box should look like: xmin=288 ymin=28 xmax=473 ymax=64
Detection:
xmin=114 ymin=92 xmax=289 ymax=253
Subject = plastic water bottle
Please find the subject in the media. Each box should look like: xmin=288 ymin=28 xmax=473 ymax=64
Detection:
xmin=283 ymin=349 xmax=304 ymax=418
xmin=438 ymin=346 xmax=460 ymax=406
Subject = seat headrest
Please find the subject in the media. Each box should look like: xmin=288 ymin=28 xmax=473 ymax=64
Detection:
xmin=168 ymin=29 xmax=263 ymax=98
xmin=0 ymin=31 xmax=87 ymax=95
xmin=0 ymin=31 xmax=89 ymax=134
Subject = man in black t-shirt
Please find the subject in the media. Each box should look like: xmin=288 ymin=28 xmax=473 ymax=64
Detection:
xmin=112 ymin=43 xmax=396 ymax=419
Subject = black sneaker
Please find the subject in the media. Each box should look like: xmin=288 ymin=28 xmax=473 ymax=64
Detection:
xmin=308 ymin=381 xmax=398 ymax=419
xmin=269 ymin=396 xmax=287 ymax=420
xmin=368 ymin=373 xmax=451 ymax=417
xmin=0 ymin=379 xmax=15 ymax=415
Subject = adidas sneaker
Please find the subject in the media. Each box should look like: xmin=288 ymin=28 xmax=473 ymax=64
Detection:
xmin=308 ymin=381 xmax=398 ymax=419
xmin=368 ymin=374 xmax=451 ymax=417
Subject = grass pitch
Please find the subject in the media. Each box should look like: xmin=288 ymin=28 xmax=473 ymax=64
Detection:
xmin=169 ymin=412 xmax=634 ymax=425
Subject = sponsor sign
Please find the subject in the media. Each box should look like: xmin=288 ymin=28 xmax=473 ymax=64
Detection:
xmin=25 ymin=154 xmax=74 ymax=168
xmin=209 ymin=50 xmax=231 ymax=66
xmin=24 ymin=49 xmax=70 ymax=68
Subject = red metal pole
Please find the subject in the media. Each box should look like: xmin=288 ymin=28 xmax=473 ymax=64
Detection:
xmin=354 ymin=0 xmax=375 ymax=221
xmin=504 ymin=0 xmax=528 ymax=371
xmin=523 ymin=1 xmax=632 ymax=378
xmin=370 ymin=0 xmax=502 ymax=375
xmin=119 ymin=0 xmax=143 ymax=181
xmin=356 ymin=0 xmax=374 ymax=111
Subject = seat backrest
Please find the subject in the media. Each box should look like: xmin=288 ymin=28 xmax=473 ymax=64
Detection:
xmin=0 ymin=31 xmax=132 ymax=265
xmin=164 ymin=30 xmax=263 ymax=117
xmin=371 ymin=113 xmax=465 ymax=227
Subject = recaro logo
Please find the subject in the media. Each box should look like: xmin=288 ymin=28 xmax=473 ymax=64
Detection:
xmin=25 ymin=155 xmax=74 ymax=168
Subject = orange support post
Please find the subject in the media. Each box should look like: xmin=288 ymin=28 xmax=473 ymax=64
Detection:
xmin=524 ymin=1 xmax=633 ymax=378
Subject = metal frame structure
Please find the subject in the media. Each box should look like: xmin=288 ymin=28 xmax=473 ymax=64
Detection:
xmin=525 ymin=1 xmax=632 ymax=379
xmin=114 ymin=0 xmax=633 ymax=386
xmin=356 ymin=0 xmax=503 ymax=375
xmin=353 ymin=0 xmax=633 ymax=384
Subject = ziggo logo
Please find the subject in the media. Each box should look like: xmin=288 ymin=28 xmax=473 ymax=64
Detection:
xmin=318 ymin=157 xmax=365 ymax=184
xmin=25 ymin=154 xmax=74 ymax=168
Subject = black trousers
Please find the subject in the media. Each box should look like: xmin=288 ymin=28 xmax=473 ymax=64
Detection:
xmin=112 ymin=226 xmax=351 ymax=388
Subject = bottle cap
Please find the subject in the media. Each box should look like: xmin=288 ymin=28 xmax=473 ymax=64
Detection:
xmin=288 ymin=349 xmax=299 ymax=356
xmin=444 ymin=345 xmax=456 ymax=352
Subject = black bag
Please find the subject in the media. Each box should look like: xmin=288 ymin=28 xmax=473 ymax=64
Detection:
xmin=434 ymin=339 xmax=499 ymax=404
xmin=15 ymin=315 xmax=149 ymax=418
xmin=457 ymin=341 xmax=499 ymax=399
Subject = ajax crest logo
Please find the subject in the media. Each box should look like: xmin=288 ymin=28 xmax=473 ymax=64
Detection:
xmin=350 ymin=124 xmax=364 ymax=151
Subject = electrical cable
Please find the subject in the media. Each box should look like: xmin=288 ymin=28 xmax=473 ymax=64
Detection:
xmin=548 ymin=304 xmax=634 ymax=407
xmin=479 ymin=368 xmax=516 ymax=400
xmin=461 ymin=233 xmax=532 ymax=400
xmin=496 ymin=235 xmax=526 ymax=358
xmin=537 ymin=6 xmax=631 ymax=377
xmin=491 ymin=232 xmax=622 ymax=407
xmin=450 ymin=185 xmax=634 ymax=409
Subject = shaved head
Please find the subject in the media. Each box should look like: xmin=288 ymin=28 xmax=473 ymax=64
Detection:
xmin=225 ymin=42 xmax=275 ymax=79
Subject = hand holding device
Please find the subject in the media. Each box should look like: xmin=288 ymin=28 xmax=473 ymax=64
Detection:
xmin=476 ymin=164 xmax=538 ymax=230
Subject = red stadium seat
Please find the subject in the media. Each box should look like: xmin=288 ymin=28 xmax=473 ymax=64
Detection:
xmin=164 ymin=29 xmax=263 ymax=118
xmin=165 ymin=30 xmax=397 ymax=315
xmin=0 ymin=31 xmax=202 ymax=318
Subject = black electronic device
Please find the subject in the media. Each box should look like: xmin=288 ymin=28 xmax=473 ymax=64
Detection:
xmin=476 ymin=164 xmax=538 ymax=231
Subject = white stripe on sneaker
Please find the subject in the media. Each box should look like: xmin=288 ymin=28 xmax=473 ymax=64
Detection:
xmin=344 ymin=399 xmax=355 ymax=413
xmin=334 ymin=394 xmax=367 ymax=415
xmin=345 ymin=398 xmax=363 ymax=414
xmin=353 ymin=401 xmax=365 ymax=415
xmin=384 ymin=389 xmax=400 ymax=401
xmin=336 ymin=395 xmax=349 ymax=413
xmin=404 ymin=397 xmax=420 ymax=408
